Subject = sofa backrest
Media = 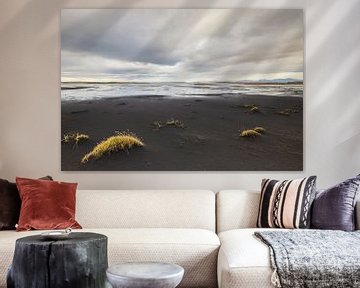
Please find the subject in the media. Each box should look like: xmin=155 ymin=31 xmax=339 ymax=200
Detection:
xmin=217 ymin=190 xmax=360 ymax=232
xmin=216 ymin=190 xmax=260 ymax=233
xmin=76 ymin=190 xmax=216 ymax=231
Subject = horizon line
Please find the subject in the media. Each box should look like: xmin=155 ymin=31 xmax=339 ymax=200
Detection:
xmin=61 ymin=80 xmax=304 ymax=84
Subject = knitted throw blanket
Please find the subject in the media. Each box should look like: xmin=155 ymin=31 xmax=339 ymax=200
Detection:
xmin=255 ymin=230 xmax=360 ymax=288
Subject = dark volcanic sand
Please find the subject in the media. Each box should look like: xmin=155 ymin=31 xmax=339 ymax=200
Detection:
xmin=61 ymin=95 xmax=303 ymax=171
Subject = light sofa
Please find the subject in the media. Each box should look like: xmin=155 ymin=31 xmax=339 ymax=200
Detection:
xmin=0 ymin=190 xmax=220 ymax=288
xmin=1 ymin=189 xmax=359 ymax=288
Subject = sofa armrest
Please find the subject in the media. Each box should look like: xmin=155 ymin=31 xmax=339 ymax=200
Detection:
xmin=356 ymin=200 xmax=360 ymax=230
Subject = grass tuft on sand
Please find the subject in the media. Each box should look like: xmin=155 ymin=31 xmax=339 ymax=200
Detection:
xmin=231 ymin=103 xmax=256 ymax=109
xmin=240 ymin=126 xmax=266 ymax=138
xmin=153 ymin=118 xmax=185 ymax=130
xmin=249 ymin=106 xmax=260 ymax=113
xmin=240 ymin=129 xmax=262 ymax=138
xmin=81 ymin=131 xmax=144 ymax=164
xmin=276 ymin=110 xmax=290 ymax=116
xmin=276 ymin=107 xmax=300 ymax=116
xmin=62 ymin=132 xmax=89 ymax=146
xmin=253 ymin=127 xmax=266 ymax=134
xmin=231 ymin=104 xmax=263 ymax=113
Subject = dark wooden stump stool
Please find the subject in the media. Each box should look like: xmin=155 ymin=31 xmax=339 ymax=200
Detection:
xmin=7 ymin=232 xmax=108 ymax=288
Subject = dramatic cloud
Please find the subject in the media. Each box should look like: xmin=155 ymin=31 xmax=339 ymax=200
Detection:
xmin=61 ymin=9 xmax=303 ymax=82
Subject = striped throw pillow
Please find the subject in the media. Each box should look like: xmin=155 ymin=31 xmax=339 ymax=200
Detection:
xmin=257 ymin=176 xmax=317 ymax=229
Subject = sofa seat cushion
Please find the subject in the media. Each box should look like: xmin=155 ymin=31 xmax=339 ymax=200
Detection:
xmin=101 ymin=228 xmax=220 ymax=288
xmin=0 ymin=228 xmax=219 ymax=288
xmin=218 ymin=228 xmax=282 ymax=288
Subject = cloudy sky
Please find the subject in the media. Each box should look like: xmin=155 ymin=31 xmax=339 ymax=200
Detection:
xmin=61 ymin=9 xmax=303 ymax=83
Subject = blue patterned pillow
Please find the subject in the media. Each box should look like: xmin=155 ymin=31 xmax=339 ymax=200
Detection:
xmin=311 ymin=174 xmax=360 ymax=231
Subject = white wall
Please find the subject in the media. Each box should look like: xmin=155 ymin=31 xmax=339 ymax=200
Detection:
xmin=0 ymin=0 xmax=359 ymax=190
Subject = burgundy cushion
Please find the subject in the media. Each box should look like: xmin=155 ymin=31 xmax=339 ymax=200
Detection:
xmin=0 ymin=176 xmax=52 ymax=230
xmin=16 ymin=177 xmax=82 ymax=231
xmin=311 ymin=174 xmax=360 ymax=231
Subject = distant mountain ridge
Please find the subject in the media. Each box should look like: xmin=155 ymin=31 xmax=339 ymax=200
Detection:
xmin=254 ymin=78 xmax=303 ymax=83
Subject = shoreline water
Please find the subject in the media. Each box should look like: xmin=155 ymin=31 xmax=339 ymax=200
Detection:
xmin=61 ymin=94 xmax=303 ymax=171
xmin=60 ymin=82 xmax=303 ymax=101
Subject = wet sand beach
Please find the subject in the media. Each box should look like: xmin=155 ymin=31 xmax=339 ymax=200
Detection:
xmin=61 ymin=94 xmax=303 ymax=171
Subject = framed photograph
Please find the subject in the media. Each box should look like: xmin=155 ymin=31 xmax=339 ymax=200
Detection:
xmin=61 ymin=8 xmax=303 ymax=171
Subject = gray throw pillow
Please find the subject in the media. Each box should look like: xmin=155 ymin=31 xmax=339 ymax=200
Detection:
xmin=311 ymin=174 xmax=360 ymax=231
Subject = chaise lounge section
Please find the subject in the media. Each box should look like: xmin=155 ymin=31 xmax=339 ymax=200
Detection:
xmin=216 ymin=190 xmax=360 ymax=288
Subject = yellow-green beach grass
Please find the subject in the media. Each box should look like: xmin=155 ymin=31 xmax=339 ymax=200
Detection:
xmin=81 ymin=132 xmax=144 ymax=164
xmin=62 ymin=132 xmax=89 ymax=146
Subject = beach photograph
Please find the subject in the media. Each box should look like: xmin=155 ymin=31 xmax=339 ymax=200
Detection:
xmin=61 ymin=9 xmax=304 ymax=171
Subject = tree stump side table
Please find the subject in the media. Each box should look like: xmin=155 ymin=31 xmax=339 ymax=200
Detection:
xmin=7 ymin=232 xmax=108 ymax=288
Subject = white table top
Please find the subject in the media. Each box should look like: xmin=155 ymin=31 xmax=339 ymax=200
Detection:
xmin=107 ymin=262 xmax=184 ymax=279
